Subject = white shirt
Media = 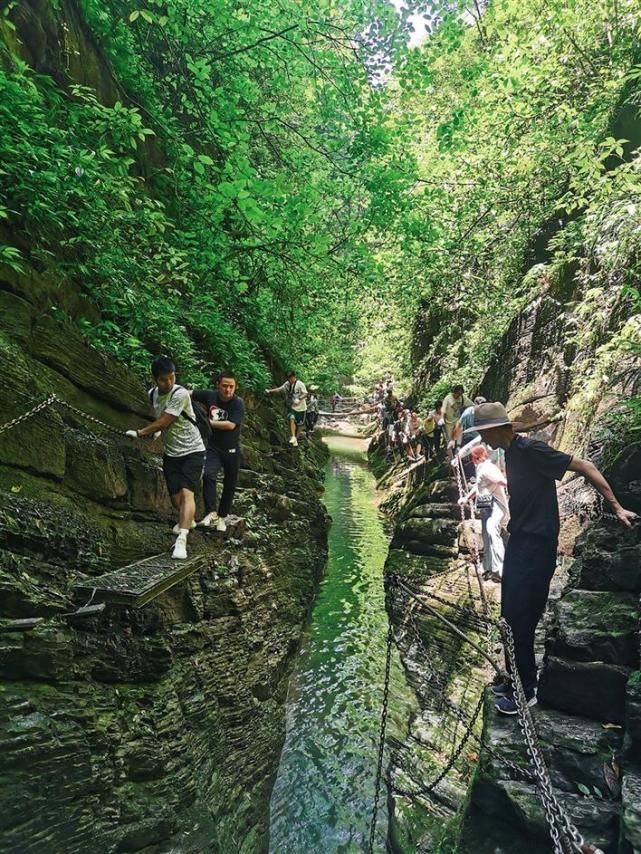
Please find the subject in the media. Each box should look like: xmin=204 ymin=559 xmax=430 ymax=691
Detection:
xmin=151 ymin=385 xmax=205 ymax=457
xmin=279 ymin=379 xmax=307 ymax=412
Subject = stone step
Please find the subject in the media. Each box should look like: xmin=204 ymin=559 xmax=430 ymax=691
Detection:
xmin=392 ymin=517 xmax=459 ymax=549
xmin=481 ymin=694 xmax=623 ymax=796
xmin=538 ymin=656 xmax=631 ymax=724
xmin=469 ymin=777 xmax=619 ymax=853
xmin=546 ymin=589 xmax=640 ymax=667
xmin=405 ymin=502 xmax=459 ymax=520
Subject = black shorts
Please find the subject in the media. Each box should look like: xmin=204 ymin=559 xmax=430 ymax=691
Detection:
xmin=163 ymin=452 xmax=206 ymax=495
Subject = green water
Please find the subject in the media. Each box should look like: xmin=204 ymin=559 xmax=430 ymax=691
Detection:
xmin=269 ymin=436 xmax=415 ymax=853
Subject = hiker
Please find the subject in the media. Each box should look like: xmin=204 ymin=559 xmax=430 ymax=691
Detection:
xmin=265 ymin=371 xmax=308 ymax=447
xmin=407 ymin=410 xmax=423 ymax=461
xmin=126 ymin=356 xmax=206 ymax=560
xmin=452 ymin=395 xmax=487 ymax=477
xmin=459 ymin=444 xmax=508 ymax=582
xmin=330 ymin=392 xmax=341 ymax=412
xmin=465 ymin=401 xmax=638 ymax=715
xmin=190 ymin=371 xmax=245 ymax=533
xmin=422 ymin=400 xmax=444 ymax=457
xmin=305 ymin=387 xmax=320 ymax=436
xmin=382 ymin=388 xmax=400 ymax=430
xmin=442 ymin=385 xmax=473 ymax=449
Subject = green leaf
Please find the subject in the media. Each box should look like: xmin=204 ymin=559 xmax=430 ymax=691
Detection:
xmin=577 ymin=783 xmax=591 ymax=796
xmin=128 ymin=10 xmax=140 ymax=21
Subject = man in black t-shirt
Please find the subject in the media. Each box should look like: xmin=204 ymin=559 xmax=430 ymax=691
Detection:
xmin=466 ymin=401 xmax=637 ymax=715
xmin=191 ymin=371 xmax=245 ymax=533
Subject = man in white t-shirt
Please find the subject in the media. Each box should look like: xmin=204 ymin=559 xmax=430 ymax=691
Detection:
xmin=265 ymin=371 xmax=308 ymax=447
xmin=126 ymin=356 xmax=205 ymax=560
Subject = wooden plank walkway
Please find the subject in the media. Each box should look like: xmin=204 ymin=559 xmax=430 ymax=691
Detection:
xmin=73 ymin=553 xmax=208 ymax=607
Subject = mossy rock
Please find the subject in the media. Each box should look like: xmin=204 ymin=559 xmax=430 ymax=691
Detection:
xmin=547 ymin=590 xmax=639 ymax=666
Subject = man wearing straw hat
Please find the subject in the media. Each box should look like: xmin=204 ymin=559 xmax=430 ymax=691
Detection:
xmin=466 ymin=401 xmax=637 ymax=715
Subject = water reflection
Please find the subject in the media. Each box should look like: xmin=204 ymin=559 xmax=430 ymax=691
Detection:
xmin=269 ymin=439 xmax=415 ymax=853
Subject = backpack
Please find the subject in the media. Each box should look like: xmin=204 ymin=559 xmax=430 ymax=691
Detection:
xmin=148 ymin=385 xmax=212 ymax=444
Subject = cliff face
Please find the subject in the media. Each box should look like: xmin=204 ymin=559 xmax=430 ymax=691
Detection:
xmin=0 ymin=269 xmax=329 ymax=853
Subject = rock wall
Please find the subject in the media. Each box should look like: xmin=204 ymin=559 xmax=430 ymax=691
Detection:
xmin=0 ymin=262 xmax=329 ymax=853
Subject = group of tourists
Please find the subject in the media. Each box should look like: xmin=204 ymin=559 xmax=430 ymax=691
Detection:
xmin=125 ymin=359 xmax=637 ymax=720
xmin=126 ymin=357 xmax=245 ymax=560
xmin=444 ymin=397 xmax=637 ymax=714
xmin=374 ymin=386 xmax=444 ymax=464
xmin=126 ymin=361 xmax=320 ymax=561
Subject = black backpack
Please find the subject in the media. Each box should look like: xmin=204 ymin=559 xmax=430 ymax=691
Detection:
xmin=148 ymin=385 xmax=212 ymax=444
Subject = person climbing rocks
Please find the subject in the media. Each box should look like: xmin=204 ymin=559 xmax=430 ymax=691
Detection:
xmin=452 ymin=395 xmax=486 ymax=477
xmin=382 ymin=388 xmax=400 ymax=430
xmin=407 ymin=410 xmax=423 ymax=462
xmin=422 ymin=400 xmax=444 ymax=457
xmin=465 ymin=401 xmax=638 ymax=715
xmin=265 ymin=371 xmax=308 ymax=446
xmin=305 ymin=386 xmax=320 ymax=437
xmin=126 ymin=356 xmax=206 ymax=560
xmin=459 ymin=444 xmax=508 ymax=583
xmin=190 ymin=371 xmax=245 ymax=533
xmin=443 ymin=384 xmax=473 ymax=451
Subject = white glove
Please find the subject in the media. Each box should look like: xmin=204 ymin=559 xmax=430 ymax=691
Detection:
xmin=450 ymin=457 xmax=459 ymax=467
xmin=125 ymin=430 xmax=139 ymax=439
xmin=458 ymin=496 xmax=467 ymax=506
xmin=292 ymin=397 xmax=300 ymax=405
xmin=153 ymin=431 xmax=161 ymax=439
xmin=447 ymin=439 xmax=455 ymax=450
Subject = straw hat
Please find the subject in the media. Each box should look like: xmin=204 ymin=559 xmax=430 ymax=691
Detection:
xmin=463 ymin=401 xmax=512 ymax=433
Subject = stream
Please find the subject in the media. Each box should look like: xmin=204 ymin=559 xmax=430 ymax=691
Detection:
xmin=269 ymin=435 xmax=416 ymax=853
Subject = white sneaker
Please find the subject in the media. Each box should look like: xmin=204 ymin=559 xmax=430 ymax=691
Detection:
xmin=173 ymin=521 xmax=196 ymax=535
xmin=197 ymin=512 xmax=218 ymax=528
xmin=172 ymin=536 xmax=187 ymax=560
xmin=289 ymin=436 xmax=298 ymax=447
xmin=215 ymin=517 xmax=227 ymax=533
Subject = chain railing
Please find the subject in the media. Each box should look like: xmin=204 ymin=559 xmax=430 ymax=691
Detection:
xmin=0 ymin=395 xmax=59 ymax=435
xmin=0 ymin=394 xmax=155 ymax=441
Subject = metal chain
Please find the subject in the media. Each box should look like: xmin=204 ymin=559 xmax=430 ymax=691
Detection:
xmin=391 ymin=689 xmax=485 ymax=799
xmin=368 ymin=614 xmax=395 ymax=854
xmin=0 ymin=395 xmax=58 ymax=434
xmin=500 ymin=619 xmax=600 ymax=854
xmin=1 ymin=394 xmax=153 ymax=441
xmin=54 ymin=397 xmax=127 ymax=437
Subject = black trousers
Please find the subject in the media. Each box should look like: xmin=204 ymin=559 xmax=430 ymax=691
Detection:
xmin=203 ymin=447 xmax=240 ymax=518
xmin=305 ymin=411 xmax=319 ymax=433
xmin=501 ymin=532 xmax=557 ymax=686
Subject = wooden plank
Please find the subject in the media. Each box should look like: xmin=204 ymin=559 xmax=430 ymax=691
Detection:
xmin=64 ymin=603 xmax=106 ymax=621
xmin=0 ymin=618 xmax=44 ymax=632
xmin=73 ymin=553 xmax=207 ymax=608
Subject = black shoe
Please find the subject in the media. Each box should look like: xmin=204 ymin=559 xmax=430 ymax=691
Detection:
xmin=495 ymin=682 xmax=537 ymax=715
xmin=490 ymin=681 xmax=511 ymax=697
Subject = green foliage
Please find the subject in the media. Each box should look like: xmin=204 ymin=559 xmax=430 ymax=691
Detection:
xmin=363 ymin=0 xmax=641 ymax=408
xmin=0 ymin=0 xmax=398 ymax=391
